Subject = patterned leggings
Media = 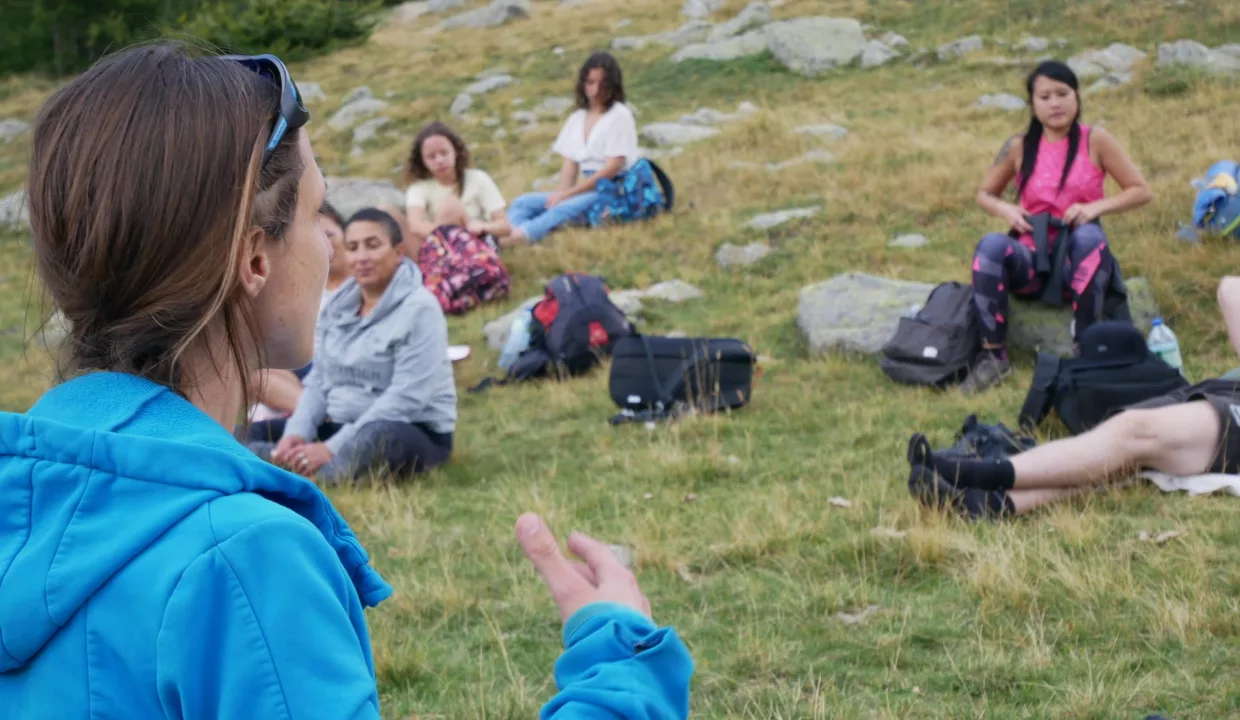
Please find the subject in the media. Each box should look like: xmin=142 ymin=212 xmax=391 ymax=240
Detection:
xmin=971 ymin=223 xmax=1112 ymax=347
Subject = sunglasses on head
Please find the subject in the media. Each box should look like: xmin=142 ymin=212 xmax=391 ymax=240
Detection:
xmin=220 ymin=53 xmax=310 ymax=167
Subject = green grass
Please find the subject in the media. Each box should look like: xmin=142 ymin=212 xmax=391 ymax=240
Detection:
xmin=5 ymin=0 xmax=1240 ymax=716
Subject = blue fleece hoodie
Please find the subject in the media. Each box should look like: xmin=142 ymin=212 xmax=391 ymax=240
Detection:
xmin=0 ymin=372 xmax=693 ymax=719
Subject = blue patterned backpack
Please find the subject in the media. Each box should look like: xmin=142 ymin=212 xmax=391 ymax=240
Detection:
xmin=585 ymin=158 xmax=675 ymax=228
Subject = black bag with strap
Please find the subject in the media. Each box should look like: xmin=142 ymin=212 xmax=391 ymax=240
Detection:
xmin=879 ymin=281 xmax=981 ymax=388
xmin=1022 ymin=213 xmax=1133 ymax=323
xmin=1018 ymin=320 xmax=1189 ymax=435
xmin=507 ymin=272 xmax=634 ymax=382
xmin=608 ymin=334 xmax=757 ymax=424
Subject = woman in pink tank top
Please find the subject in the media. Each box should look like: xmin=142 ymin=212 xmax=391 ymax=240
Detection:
xmin=961 ymin=60 xmax=1153 ymax=394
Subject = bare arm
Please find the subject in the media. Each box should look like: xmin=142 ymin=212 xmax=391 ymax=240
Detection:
xmin=558 ymin=156 xmax=625 ymax=201
xmin=1090 ymin=127 xmax=1154 ymax=216
xmin=403 ymin=206 xmax=438 ymax=242
xmin=555 ymin=157 xmax=580 ymax=193
xmin=470 ymin=209 xmax=512 ymax=238
xmin=975 ymin=134 xmax=1030 ymax=232
xmin=1219 ymin=276 xmax=1240 ymax=360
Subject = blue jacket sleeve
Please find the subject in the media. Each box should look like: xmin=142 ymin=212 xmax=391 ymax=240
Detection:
xmin=156 ymin=516 xmax=381 ymax=720
xmin=540 ymin=603 xmax=694 ymax=720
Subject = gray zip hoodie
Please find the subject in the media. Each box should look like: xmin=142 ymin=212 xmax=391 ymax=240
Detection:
xmin=285 ymin=258 xmax=457 ymax=455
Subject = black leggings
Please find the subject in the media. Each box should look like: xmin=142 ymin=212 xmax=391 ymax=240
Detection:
xmin=247 ymin=418 xmax=453 ymax=483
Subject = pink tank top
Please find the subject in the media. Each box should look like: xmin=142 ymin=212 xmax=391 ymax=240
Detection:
xmin=1015 ymin=124 xmax=1105 ymax=249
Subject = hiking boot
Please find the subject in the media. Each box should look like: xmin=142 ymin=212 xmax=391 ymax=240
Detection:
xmin=959 ymin=353 xmax=1011 ymax=395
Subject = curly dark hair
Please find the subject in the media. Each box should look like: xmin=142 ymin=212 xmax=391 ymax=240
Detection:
xmin=575 ymin=51 xmax=626 ymax=110
xmin=404 ymin=121 xmax=471 ymax=195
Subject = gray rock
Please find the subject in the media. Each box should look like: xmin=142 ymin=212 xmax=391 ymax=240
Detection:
xmin=483 ymin=296 xmax=542 ymax=350
xmin=794 ymin=123 xmax=849 ymax=140
xmin=976 ymin=93 xmax=1028 ymax=111
xmin=512 ymin=110 xmax=539 ymax=124
xmin=861 ymin=40 xmax=899 ymax=68
xmin=493 ymin=128 xmax=509 ymax=140
xmin=640 ymin=122 xmax=720 ymax=147
xmin=672 ymin=30 xmax=768 ymax=62
xmin=746 ymin=205 xmax=821 ymax=230
xmin=324 ymin=177 xmax=405 ymax=220
xmin=641 ymin=280 xmax=704 ymax=302
xmin=681 ymin=0 xmax=724 ymax=18
xmin=327 ymin=98 xmax=388 ymax=131
xmin=0 ymin=119 xmax=30 ymax=143
xmin=677 ymin=103 xmax=757 ymax=126
xmin=1068 ymin=43 xmax=1147 ymax=78
xmin=1218 ymin=44 xmax=1240 ymax=59
xmin=464 ymin=74 xmax=514 ymax=95
xmin=705 ymin=2 xmax=771 ymax=43
xmin=613 ymin=20 xmax=712 ymax=50
xmin=392 ymin=1 xmax=429 ymax=22
xmin=889 ymin=233 xmax=929 ymax=248
xmin=1157 ymin=39 xmax=1210 ymax=68
xmin=636 ymin=146 xmax=686 ymax=161
xmin=0 ymin=189 xmax=30 ymax=232
xmin=716 ymin=242 xmax=771 ymax=267
xmin=764 ymin=17 xmax=867 ymax=76
xmin=352 ymin=117 xmax=390 ymax=145
xmin=615 ymin=18 xmax=632 ymax=28
xmin=296 ymin=82 xmax=327 ymax=103
xmin=936 ymin=35 xmax=983 ymax=61
xmin=798 ymin=272 xmax=936 ymax=355
xmin=1007 ymin=277 xmax=1159 ymax=357
xmin=764 ymin=149 xmax=835 ymax=172
xmin=879 ymin=31 xmax=909 ymax=49
xmin=442 ymin=0 xmax=530 ymax=30
xmin=535 ymin=96 xmax=575 ymax=117
xmin=1015 ymin=35 xmax=1049 ymax=53
xmin=1085 ymin=71 xmax=1134 ymax=94
xmin=341 ymin=86 xmax=373 ymax=105
xmin=450 ymin=93 xmax=473 ymax=116
xmin=428 ymin=0 xmax=466 ymax=10
xmin=477 ymin=66 xmax=510 ymax=79
xmin=1204 ymin=49 xmax=1240 ymax=73
xmin=607 ymin=290 xmax=646 ymax=318
xmin=482 ymin=117 xmax=501 ymax=127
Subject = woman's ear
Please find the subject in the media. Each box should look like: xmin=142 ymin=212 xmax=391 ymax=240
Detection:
xmin=237 ymin=227 xmax=270 ymax=300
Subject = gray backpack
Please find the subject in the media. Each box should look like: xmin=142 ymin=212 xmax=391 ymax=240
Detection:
xmin=879 ymin=281 xmax=981 ymax=388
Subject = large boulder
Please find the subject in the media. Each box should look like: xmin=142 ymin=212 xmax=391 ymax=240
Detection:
xmin=705 ymin=2 xmax=771 ymax=43
xmin=797 ymin=272 xmax=1161 ymax=357
xmin=325 ymin=178 xmax=406 ymax=219
xmin=613 ymin=20 xmax=712 ymax=50
xmin=442 ymin=0 xmax=530 ymax=30
xmin=672 ymin=30 xmax=767 ymax=63
xmin=764 ymin=17 xmax=867 ymax=76
xmin=1067 ymin=43 xmax=1146 ymax=78
xmin=936 ymin=35 xmax=984 ymax=62
xmin=682 ymin=0 xmax=724 ymax=18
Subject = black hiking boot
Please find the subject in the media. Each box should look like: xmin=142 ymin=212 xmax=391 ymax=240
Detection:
xmin=959 ymin=352 xmax=1011 ymax=395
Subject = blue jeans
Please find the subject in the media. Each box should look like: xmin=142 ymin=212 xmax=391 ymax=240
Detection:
xmin=509 ymin=188 xmax=599 ymax=243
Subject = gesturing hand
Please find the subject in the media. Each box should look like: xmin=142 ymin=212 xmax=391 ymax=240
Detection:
xmin=271 ymin=435 xmax=306 ymax=465
xmin=516 ymin=513 xmax=652 ymax=623
xmin=1063 ymin=202 xmax=1101 ymax=228
xmin=1001 ymin=203 xmax=1033 ymax=234
xmin=286 ymin=442 xmax=333 ymax=478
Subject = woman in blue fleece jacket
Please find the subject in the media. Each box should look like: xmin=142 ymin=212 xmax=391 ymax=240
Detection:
xmin=0 ymin=42 xmax=692 ymax=719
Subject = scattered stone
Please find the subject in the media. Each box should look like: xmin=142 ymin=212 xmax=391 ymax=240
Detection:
xmin=450 ymin=93 xmax=473 ymax=116
xmin=464 ymin=74 xmax=514 ymax=95
xmin=1158 ymin=40 xmax=1240 ymax=73
xmin=535 ymin=96 xmax=575 ymax=117
xmin=607 ymin=544 xmax=635 ymax=568
xmin=493 ymin=128 xmax=509 ymax=140
xmin=641 ymin=280 xmax=704 ymax=302
xmin=607 ymin=290 xmax=645 ymax=318
xmin=324 ymin=177 xmax=405 ymax=221
xmin=677 ymin=104 xmax=756 ymax=126
xmin=391 ymin=1 xmax=431 ymax=22
xmin=352 ymin=117 xmax=390 ymax=145
xmin=889 ymin=233 xmax=929 ymax=248
xmin=296 ymin=82 xmax=327 ymax=103
xmin=643 ymin=492 xmax=654 ymax=500
xmin=1140 ymin=529 xmax=1186 ymax=545
xmin=880 ymin=31 xmax=909 ymax=49
xmin=736 ymin=150 xmax=835 ymax=173
xmin=512 ymin=110 xmax=539 ymax=125
xmin=614 ymin=20 xmax=712 ymax=50
xmin=975 ymin=93 xmax=1028 ymax=111
xmin=328 ymin=98 xmax=388 ymax=131
xmin=828 ymin=497 xmax=853 ymax=508
xmin=1068 ymin=43 xmax=1147 ymax=78
xmin=835 ymin=604 xmax=881 ymax=625
xmin=682 ymin=492 xmax=698 ymax=503
xmin=1085 ymin=72 xmax=1134 ymax=94
xmin=442 ymin=0 xmax=530 ymax=30
xmin=1218 ymin=44 xmax=1240 ymax=59
xmin=747 ymin=205 xmax=821 ymax=230
xmin=705 ymin=2 xmax=772 ymax=43
xmin=636 ymin=146 xmax=686 ymax=161
xmin=672 ymin=30 xmax=768 ymax=63
xmin=1015 ymin=35 xmax=1049 ymax=53
xmin=342 ymin=86 xmax=373 ymax=105
xmin=870 ymin=527 xmax=907 ymax=539
xmin=482 ymin=117 xmax=501 ymax=128
xmin=615 ymin=18 xmax=632 ymax=28
xmin=716 ymin=242 xmax=772 ymax=268
xmin=640 ymin=122 xmax=720 ymax=147
xmin=764 ymin=17 xmax=868 ymax=76
xmin=428 ymin=0 xmax=466 ymax=10
xmin=0 ymin=189 xmax=30 ymax=232
xmin=553 ymin=46 xmax=565 ymax=55
xmin=0 ymin=119 xmax=30 ymax=144
xmin=681 ymin=0 xmax=724 ymax=18
xmin=936 ymin=35 xmax=983 ymax=61
xmin=794 ymin=123 xmax=849 ymax=140
xmin=1008 ymin=276 xmax=1159 ymax=357
xmin=861 ymin=40 xmax=900 ymax=68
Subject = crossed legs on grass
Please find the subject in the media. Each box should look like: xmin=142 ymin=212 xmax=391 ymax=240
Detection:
xmin=907 ymin=401 xmax=1222 ymax=519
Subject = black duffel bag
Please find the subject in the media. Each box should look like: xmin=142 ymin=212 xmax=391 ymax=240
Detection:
xmin=1018 ymin=320 xmax=1189 ymax=435
xmin=608 ymin=334 xmax=757 ymax=424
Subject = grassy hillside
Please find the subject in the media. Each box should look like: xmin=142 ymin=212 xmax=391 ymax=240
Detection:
xmin=4 ymin=0 xmax=1240 ymax=716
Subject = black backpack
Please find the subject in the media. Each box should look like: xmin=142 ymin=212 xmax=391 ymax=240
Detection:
xmin=507 ymin=272 xmax=634 ymax=382
xmin=879 ymin=281 xmax=981 ymax=388
xmin=608 ymin=334 xmax=757 ymax=424
xmin=1018 ymin=320 xmax=1189 ymax=435
xmin=938 ymin=414 xmax=1037 ymax=462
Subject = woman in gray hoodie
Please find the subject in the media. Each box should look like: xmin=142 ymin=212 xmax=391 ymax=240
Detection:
xmin=248 ymin=207 xmax=457 ymax=483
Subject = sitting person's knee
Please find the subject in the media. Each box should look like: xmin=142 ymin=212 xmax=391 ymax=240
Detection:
xmin=1218 ymin=275 xmax=1240 ymax=309
xmin=975 ymin=232 xmax=1012 ymax=260
xmin=1109 ymin=408 xmax=1173 ymax=462
xmin=1070 ymin=222 xmax=1107 ymax=246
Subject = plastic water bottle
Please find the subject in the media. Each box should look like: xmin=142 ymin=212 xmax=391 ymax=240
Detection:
xmin=498 ymin=308 xmax=533 ymax=371
xmin=1147 ymin=317 xmax=1183 ymax=373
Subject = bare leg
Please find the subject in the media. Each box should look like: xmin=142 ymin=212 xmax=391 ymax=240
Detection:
xmin=1010 ymin=401 xmax=1220 ymax=489
xmin=252 ymin=369 xmax=303 ymax=415
xmin=1007 ymin=487 xmax=1089 ymax=514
